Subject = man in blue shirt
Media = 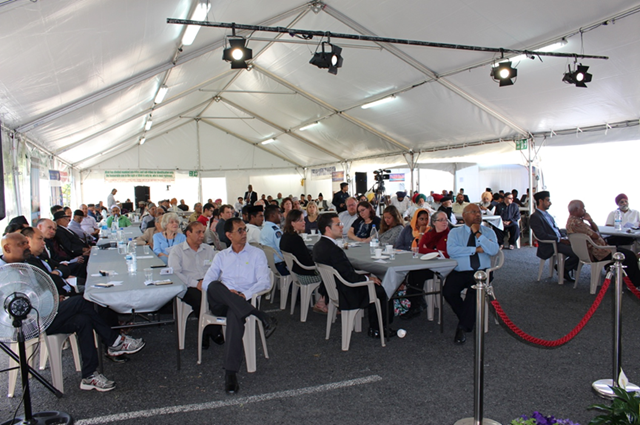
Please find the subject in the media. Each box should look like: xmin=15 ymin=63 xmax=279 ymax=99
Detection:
xmin=259 ymin=205 xmax=289 ymax=276
xmin=529 ymin=191 xmax=578 ymax=282
xmin=445 ymin=204 xmax=500 ymax=344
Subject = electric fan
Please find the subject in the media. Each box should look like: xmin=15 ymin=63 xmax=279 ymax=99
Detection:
xmin=0 ymin=263 xmax=73 ymax=425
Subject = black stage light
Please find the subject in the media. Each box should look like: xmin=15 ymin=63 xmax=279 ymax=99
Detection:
xmin=309 ymin=42 xmax=343 ymax=75
xmin=490 ymin=61 xmax=518 ymax=87
xmin=562 ymin=63 xmax=592 ymax=88
xmin=223 ymin=38 xmax=253 ymax=69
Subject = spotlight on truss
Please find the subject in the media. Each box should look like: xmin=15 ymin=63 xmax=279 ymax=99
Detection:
xmin=562 ymin=63 xmax=592 ymax=88
xmin=309 ymin=42 xmax=343 ymax=75
xmin=490 ymin=61 xmax=518 ymax=87
xmin=223 ymin=38 xmax=253 ymax=69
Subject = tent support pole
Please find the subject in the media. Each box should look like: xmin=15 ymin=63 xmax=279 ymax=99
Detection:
xmin=528 ymin=138 xmax=534 ymax=247
xmin=196 ymin=120 xmax=203 ymax=203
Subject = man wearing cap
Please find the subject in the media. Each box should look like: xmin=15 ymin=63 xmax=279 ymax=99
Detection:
xmin=332 ymin=182 xmax=350 ymax=213
xmin=605 ymin=194 xmax=640 ymax=246
xmin=106 ymin=189 xmax=117 ymax=211
xmin=53 ymin=210 xmax=91 ymax=259
xmin=529 ymin=191 xmax=578 ymax=282
xmin=390 ymin=191 xmax=411 ymax=216
xmin=405 ymin=194 xmax=434 ymax=220
xmin=106 ymin=205 xmax=131 ymax=228
xmin=245 ymin=206 xmax=264 ymax=245
xmin=437 ymin=195 xmax=455 ymax=224
xmin=68 ymin=210 xmax=95 ymax=244
xmin=316 ymin=193 xmax=329 ymax=211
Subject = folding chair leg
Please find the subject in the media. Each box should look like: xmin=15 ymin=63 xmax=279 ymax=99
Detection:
xmin=290 ymin=283 xmax=300 ymax=315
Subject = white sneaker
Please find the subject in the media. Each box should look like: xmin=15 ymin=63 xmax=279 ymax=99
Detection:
xmin=108 ymin=335 xmax=145 ymax=356
xmin=80 ymin=372 xmax=115 ymax=392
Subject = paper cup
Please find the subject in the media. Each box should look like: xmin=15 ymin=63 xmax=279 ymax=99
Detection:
xmin=374 ymin=248 xmax=383 ymax=258
xmin=397 ymin=329 xmax=407 ymax=338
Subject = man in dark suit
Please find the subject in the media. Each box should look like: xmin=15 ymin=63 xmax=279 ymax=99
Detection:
xmin=312 ymin=213 xmax=394 ymax=338
xmin=529 ymin=190 xmax=578 ymax=282
xmin=244 ymin=184 xmax=258 ymax=206
xmin=37 ymin=217 xmax=87 ymax=280
xmin=53 ymin=210 xmax=91 ymax=259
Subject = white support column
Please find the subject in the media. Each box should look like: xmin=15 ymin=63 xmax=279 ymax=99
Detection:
xmin=196 ymin=119 xmax=203 ymax=203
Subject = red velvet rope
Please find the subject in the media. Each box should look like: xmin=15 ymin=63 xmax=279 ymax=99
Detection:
xmin=623 ymin=276 xmax=640 ymax=300
xmin=490 ymin=277 xmax=611 ymax=347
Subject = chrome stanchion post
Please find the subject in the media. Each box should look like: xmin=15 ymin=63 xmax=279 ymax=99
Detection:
xmin=455 ymin=271 xmax=501 ymax=425
xmin=593 ymin=252 xmax=640 ymax=398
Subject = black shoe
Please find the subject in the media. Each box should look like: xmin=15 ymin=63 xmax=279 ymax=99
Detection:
xmin=368 ymin=327 xmax=396 ymax=338
xmin=563 ymin=269 xmax=575 ymax=283
xmin=454 ymin=328 xmax=466 ymax=345
xmin=104 ymin=353 xmax=129 ymax=363
xmin=400 ymin=309 xmax=421 ymax=321
xmin=262 ymin=316 xmax=278 ymax=339
xmin=212 ymin=333 xmax=225 ymax=346
xmin=225 ymin=373 xmax=239 ymax=394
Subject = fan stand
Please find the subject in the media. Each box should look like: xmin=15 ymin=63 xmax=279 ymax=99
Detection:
xmin=1 ymin=308 xmax=73 ymax=424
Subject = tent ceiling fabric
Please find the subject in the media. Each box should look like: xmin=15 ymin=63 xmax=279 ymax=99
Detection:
xmin=1 ymin=0 xmax=639 ymax=171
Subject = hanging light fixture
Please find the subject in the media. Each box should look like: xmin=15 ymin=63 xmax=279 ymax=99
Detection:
xmin=309 ymin=41 xmax=343 ymax=75
xmin=139 ymin=136 xmax=147 ymax=146
xmin=144 ymin=116 xmax=153 ymax=131
xmin=562 ymin=63 xmax=592 ymax=88
xmin=154 ymin=85 xmax=169 ymax=104
xmin=222 ymin=37 xmax=253 ymax=69
xmin=490 ymin=60 xmax=518 ymax=87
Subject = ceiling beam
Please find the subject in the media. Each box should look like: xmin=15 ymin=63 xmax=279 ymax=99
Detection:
xmin=15 ymin=3 xmax=310 ymax=134
xmin=322 ymin=4 xmax=529 ymax=137
xmin=253 ymin=65 xmax=411 ymax=151
xmin=200 ymin=118 xmax=303 ymax=168
xmin=219 ymin=97 xmax=345 ymax=161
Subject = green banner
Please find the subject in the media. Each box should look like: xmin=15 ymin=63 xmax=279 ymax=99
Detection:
xmin=105 ymin=170 xmax=175 ymax=182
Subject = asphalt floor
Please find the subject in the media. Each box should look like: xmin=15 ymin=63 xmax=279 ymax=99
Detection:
xmin=1 ymin=244 xmax=639 ymax=425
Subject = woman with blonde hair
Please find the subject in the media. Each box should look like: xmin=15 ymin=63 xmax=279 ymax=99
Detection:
xmin=304 ymin=201 xmax=319 ymax=234
xmin=152 ymin=212 xmax=186 ymax=263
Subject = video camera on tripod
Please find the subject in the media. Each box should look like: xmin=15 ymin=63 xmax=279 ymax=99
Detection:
xmin=372 ymin=169 xmax=391 ymax=195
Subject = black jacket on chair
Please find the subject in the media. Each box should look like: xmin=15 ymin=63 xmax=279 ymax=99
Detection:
xmin=55 ymin=226 xmax=88 ymax=258
xmin=312 ymin=236 xmax=369 ymax=310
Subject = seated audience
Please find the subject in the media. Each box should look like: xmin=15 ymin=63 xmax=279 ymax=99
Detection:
xmin=69 ymin=210 xmax=95 ymax=244
xmin=202 ymin=218 xmax=276 ymax=394
xmin=396 ymin=208 xmax=430 ymax=251
xmin=106 ymin=205 xmax=131 ymax=228
xmin=153 ymin=212 xmax=187 ymax=264
xmin=178 ymin=199 xmax=189 ymax=212
xmin=445 ymin=204 xmax=499 ymax=345
xmin=0 ymin=232 xmax=145 ymax=392
xmin=452 ymin=193 xmax=470 ymax=216
xmin=168 ymin=221 xmax=223 ymax=348
xmin=135 ymin=216 xmax=163 ymax=248
xmin=260 ymin=205 xmax=288 ymax=276
xmin=566 ymin=200 xmax=640 ymax=287
xmin=390 ymin=191 xmax=411 ymax=217
xmin=496 ymin=192 xmax=520 ymax=249
xmin=437 ymin=195 xmax=455 ymax=224
xmin=245 ymin=206 xmax=264 ymax=244
xmin=80 ymin=204 xmax=100 ymax=237
xmin=313 ymin=213 xmax=394 ymax=338
xmin=604 ymin=193 xmax=640 ymax=246
xmin=304 ymin=201 xmax=319 ymax=234
xmin=216 ymin=205 xmax=235 ymax=247
xmin=189 ymin=203 xmax=203 ymax=223
xmin=347 ymin=201 xmax=382 ymax=242
xmin=338 ymin=197 xmax=359 ymax=239
xmin=478 ymin=191 xmax=495 ymax=216
xmin=279 ymin=210 xmax=327 ymax=314
xmin=529 ymin=191 xmax=578 ymax=282
xmin=379 ymin=205 xmax=404 ymax=246
xmin=140 ymin=205 xmax=157 ymax=231
xmin=53 ymin=210 xmax=91 ymax=260
xmin=316 ymin=193 xmax=330 ymax=211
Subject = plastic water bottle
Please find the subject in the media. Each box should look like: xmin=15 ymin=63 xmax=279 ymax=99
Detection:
xmin=127 ymin=238 xmax=136 ymax=255
xmin=110 ymin=219 xmax=117 ymax=236
xmin=101 ymin=224 xmax=108 ymax=238
xmin=615 ymin=209 xmax=622 ymax=231
xmin=125 ymin=253 xmax=137 ymax=274
xmin=369 ymin=225 xmax=379 ymax=255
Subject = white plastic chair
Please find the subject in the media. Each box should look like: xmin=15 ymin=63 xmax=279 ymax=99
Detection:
xmin=196 ymin=274 xmax=273 ymax=373
xmin=532 ymin=231 xmax=566 ymax=285
xmin=42 ymin=333 xmax=83 ymax=394
xmin=261 ymin=245 xmax=294 ymax=310
xmin=282 ymin=251 xmax=322 ymax=322
xmin=568 ymin=233 xmax=616 ymax=294
xmin=176 ymin=299 xmax=193 ymax=350
xmin=316 ymin=264 xmax=385 ymax=351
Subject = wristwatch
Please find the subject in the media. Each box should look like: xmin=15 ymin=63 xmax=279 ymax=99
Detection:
xmin=474 ymin=230 xmax=481 ymax=236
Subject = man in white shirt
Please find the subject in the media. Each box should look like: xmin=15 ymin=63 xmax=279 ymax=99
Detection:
xmin=338 ymin=197 xmax=359 ymax=238
xmin=452 ymin=193 xmax=470 ymax=216
xmin=605 ymin=193 xmax=640 ymax=246
xmin=203 ymin=218 xmax=276 ymax=394
xmin=79 ymin=204 xmax=100 ymax=237
xmin=106 ymin=188 xmax=117 ymax=209
xmin=234 ymin=197 xmax=244 ymax=214
xmin=245 ymin=206 xmax=264 ymax=245
xmin=168 ymin=221 xmax=222 ymax=347
xmin=390 ymin=191 xmax=411 ymax=216
xmin=68 ymin=210 xmax=95 ymax=244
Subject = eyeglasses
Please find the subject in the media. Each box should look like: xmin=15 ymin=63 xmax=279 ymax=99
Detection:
xmin=434 ymin=218 xmax=448 ymax=222
xmin=331 ymin=222 xmax=344 ymax=227
xmin=232 ymin=227 xmax=247 ymax=234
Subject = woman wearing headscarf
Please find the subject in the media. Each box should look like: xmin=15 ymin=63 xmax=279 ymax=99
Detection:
xmin=395 ymin=208 xmax=430 ymax=251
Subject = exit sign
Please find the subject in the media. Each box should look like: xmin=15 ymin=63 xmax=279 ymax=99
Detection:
xmin=515 ymin=139 xmax=527 ymax=150
xmin=189 ymin=170 xmax=198 ymax=177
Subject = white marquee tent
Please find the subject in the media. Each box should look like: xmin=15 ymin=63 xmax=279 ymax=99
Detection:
xmin=1 ymin=0 xmax=639 ymax=222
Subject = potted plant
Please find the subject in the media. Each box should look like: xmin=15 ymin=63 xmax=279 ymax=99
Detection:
xmin=511 ymin=411 xmax=580 ymax=424
xmin=589 ymin=385 xmax=640 ymax=425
